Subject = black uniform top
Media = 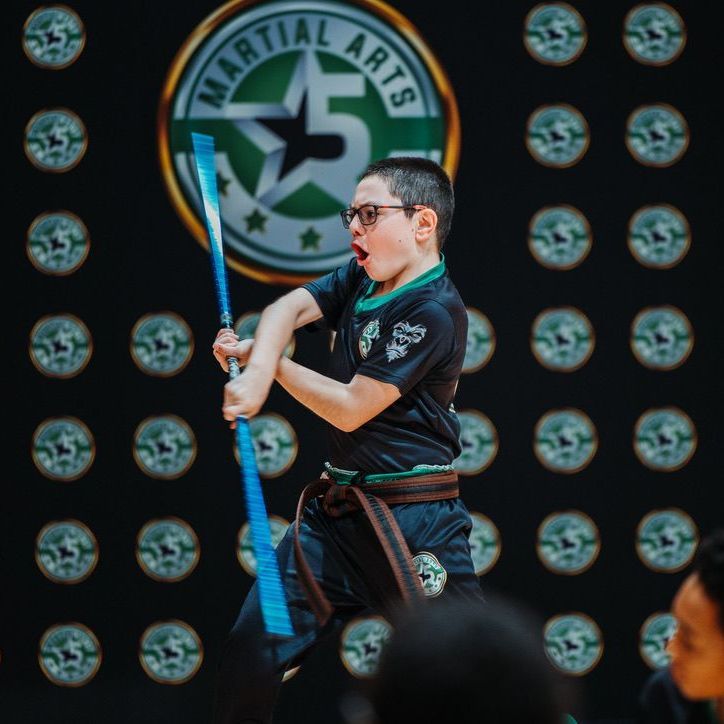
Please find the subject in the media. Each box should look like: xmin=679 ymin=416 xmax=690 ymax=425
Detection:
xmin=638 ymin=668 xmax=718 ymax=724
xmin=303 ymin=256 xmax=467 ymax=474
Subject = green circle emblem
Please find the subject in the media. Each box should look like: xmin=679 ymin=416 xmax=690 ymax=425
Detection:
xmin=463 ymin=308 xmax=495 ymax=373
xmin=524 ymin=3 xmax=587 ymax=66
xmin=39 ymin=623 xmax=101 ymax=686
xmin=412 ymin=551 xmax=447 ymax=597
xmin=626 ymin=104 xmax=688 ymax=167
xmin=526 ymin=104 xmax=589 ymax=168
xmin=237 ymin=515 xmax=290 ymax=575
xmin=24 ymin=108 xmax=88 ymax=172
xmin=30 ymin=314 xmax=92 ymax=378
xmin=531 ymin=307 xmax=594 ymax=371
xmin=237 ymin=413 xmax=298 ymax=478
xmin=528 ymin=205 xmax=592 ymax=270
xmin=628 ymin=204 xmax=690 ymax=269
xmin=32 ymin=417 xmax=95 ymax=481
xmin=235 ymin=311 xmax=295 ymax=358
xmin=454 ymin=410 xmax=498 ymax=476
xmin=637 ymin=508 xmax=698 ymax=572
xmin=139 ymin=621 xmax=203 ymax=684
xmin=339 ymin=615 xmax=392 ymax=678
xmin=537 ymin=511 xmax=600 ymax=575
xmin=634 ymin=407 xmax=696 ymax=471
xmin=27 ymin=211 xmax=90 ymax=275
xmin=133 ymin=415 xmax=197 ymax=479
xmin=468 ymin=512 xmax=501 ymax=576
xmin=639 ymin=612 xmax=677 ymax=669
xmin=534 ymin=408 xmax=597 ymax=473
xmin=137 ymin=518 xmax=200 ymax=582
xmin=36 ymin=520 xmax=98 ymax=584
xmin=23 ymin=5 xmax=86 ymax=69
xmin=544 ymin=613 xmax=603 ymax=676
xmin=623 ymin=4 xmax=686 ymax=66
xmin=631 ymin=306 xmax=693 ymax=370
xmin=131 ymin=313 xmax=194 ymax=376
xmin=159 ymin=0 xmax=459 ymax=284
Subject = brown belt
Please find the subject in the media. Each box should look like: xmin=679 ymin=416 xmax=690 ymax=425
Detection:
xmin=293 ymin=471 xmax=459 ymax=626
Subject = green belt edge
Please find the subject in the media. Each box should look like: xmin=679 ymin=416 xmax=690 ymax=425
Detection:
xmin=324 ymin=462 xmax=454 ymax=485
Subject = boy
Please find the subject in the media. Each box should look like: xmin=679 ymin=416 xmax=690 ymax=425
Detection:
xmin=211 ymin=157 xmax=483 ymax=724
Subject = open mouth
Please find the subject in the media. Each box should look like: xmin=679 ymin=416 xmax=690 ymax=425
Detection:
xmin=351 ymin=241 xmax=369 ymax=262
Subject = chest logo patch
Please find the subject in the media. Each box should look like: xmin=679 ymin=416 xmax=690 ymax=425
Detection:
xmin=385 ymin=321 xmax=427 ymax=362
xmin=359 ymin=319 xmax=380 ymax=359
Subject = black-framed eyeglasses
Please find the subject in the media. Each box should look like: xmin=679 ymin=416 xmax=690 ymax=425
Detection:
xmin=340 ymin=204 xmax=427 ymax=229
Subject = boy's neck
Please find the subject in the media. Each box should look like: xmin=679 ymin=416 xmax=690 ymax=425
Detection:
xmin=373 ymin=251 xmax=441 ymax=296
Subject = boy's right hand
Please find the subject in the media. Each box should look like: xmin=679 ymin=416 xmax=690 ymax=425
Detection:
xmin=212 ymin=328 xmax=253 ymax=373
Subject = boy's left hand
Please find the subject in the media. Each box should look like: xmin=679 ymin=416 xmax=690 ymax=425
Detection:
xmin=222 ymin=367 xmax=273 ymax=426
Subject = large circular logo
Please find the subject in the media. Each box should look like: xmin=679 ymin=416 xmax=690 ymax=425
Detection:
xmin=531 ymin=307 xmax=594 ymax=372
xmin=339 ymin=615 xmax=392 ymax=678
xmin=537 ymin=511 xmax=600 ymax=575
xmin=136 ymin=518 xmax=200 ymax=582
xmin=133 ymin=415 xmax=197 ymax=479
xmin=526 ymin=104 xmax=589 ymax=168
xmin=24 ymin=108 xmax=88 ymax=172
xmin=27 ymin=211 xmax=90 ymax=275
xmin=158 ymin=0 xmax=460 ymax=285
xmin=130 ymin=313 xmax=194 ymax=377
xmin=639 ymin=612 xmax=677 ymax=669
xmin=631 ymin=306 xmax=693 ymax=370
xmin=453 ymin=410 xmax=498 ymax=476
xmin=528 ymin=205 xmax=592 ymax=270
xmin=544 ymin=613 xmax=603 ymax=676
xmin=412 ymin=551 xmax=447 ymax=597
xmin=23 ymin=5 xmax=86 ymax=69
xmin=628 ymin=204 xmax=690 ymax=269
xmin=463 ymin=308 xmax=495 ymax=373
xmin=623 ymin=4 xmax=686 ymax=66
xmin=523 ymin=3 xmax=587 ymax=66
xmin=636 ymin=508 xmax=698 ymax=572
xmin=634 ymin=407 xmax=696 ymax=471
xmin=234 ymin=413 xmax=298 ymax=478
xmin=32 ymin=417 xmax=95 ymax=481
xmin=534 ymin=408 xmax=597 ymax=473
xmin=29 ymin=314 xmax=92 ymax=378
xmin=237 ymin=514 xmax=290 ymax=575
xmin=36 ymin=520 xmax=98 ymax=584
xmin=467 ymin=512 xmax=501 ymax=576
xmin=235 ymin=311 xmax=295 ymax=358
xmin=139 ymin=621 xmax=203 ymax=684
xmin=625 ymin=104 xmax=689 ymax=167
xmin=38 ymin=623 xmax=101 ymax=686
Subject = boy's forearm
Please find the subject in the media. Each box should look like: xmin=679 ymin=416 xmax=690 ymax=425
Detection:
xmin=244 ymin=298 xmax=299 ymax=384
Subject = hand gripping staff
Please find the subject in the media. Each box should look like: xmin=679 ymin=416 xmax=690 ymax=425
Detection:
xmin=191 ymin=132 xmax=294 ymax=637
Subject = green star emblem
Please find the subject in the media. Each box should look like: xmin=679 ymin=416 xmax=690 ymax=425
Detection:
xmin=244 ymin=208 xmax=268 ymax=233
xmin=300 ymin=226 xmax=321 ymax=251
xmin=217 ymin=172 xmax=231 ymax=196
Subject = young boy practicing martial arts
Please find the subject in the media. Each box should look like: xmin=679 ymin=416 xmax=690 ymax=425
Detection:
xmin=211 ymin=157 xmax=484 ymax=724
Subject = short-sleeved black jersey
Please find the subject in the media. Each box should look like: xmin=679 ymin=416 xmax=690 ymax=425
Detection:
xmin=303 ymin=256 xmax=467 ymax=474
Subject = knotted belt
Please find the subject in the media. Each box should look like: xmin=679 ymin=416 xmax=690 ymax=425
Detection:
xmin=293 ymin=470 xmax=459 ymax=626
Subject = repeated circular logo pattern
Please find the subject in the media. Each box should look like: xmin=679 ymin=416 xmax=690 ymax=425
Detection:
xmin=24 ymin=108 xmax=88 ymax=172
xmin=235 ymin=312 xmax=295 ymax=359
xmin=526 ymin=104 xmax=589 ymax=168
xmin=339 ymin=615 xmax=392 ymax=679
xmin=412 ymin=551 xmax=447 ymax=597
xmin=639 ymin=612 xmax=677 ymax=669
xmin=453 ymin=410 xmax=498 ymax=476
xmin=26 ymin=211 xmax=90 ymax=275
xmin=544 ymin=613 xmax=603 ymax=676
xmin=531 ymin=307 xmax=594 ymax=372
xmin=537 ymin=511 xmax=600 ymax=575
xmin=237 ymin=515 xmax=290 ymax=576
xmin=528 ymin=205 xmax=592 ymax=270
xmin=36 ymin=520 xmax=98 ymax=584
xmin=29 ymin=314 xmax=92 ymax=378
xmin=32 ymin=416 xmax=95 ymax=481
xmin=636 ymin=508 xmax=698 ymax=572
xmin=628 ymin=204 xmax=690 ymax=269
xmin=234 ymin=413 xmax=298 ymax=479
xmin=139 ymin=620 xmax=203 ymax=684
xmin=534 ymin=409 xmax=597 ymax=473
xmin=133 ymin=415 xmax=197 ymax=479
xmin=523 ymin=3 xmax=587 ymax=66
xmin=130 ymin=313 xmax=194 ymax=377
xmin=468 ymin=512 xmax=501 ymax=576
xmin=136 ymin=518 xmax=200 ymax=582
xmin=631 ymin=306 xmax=693 ymax=370
xmin=634 ymin=407 xmax=697 ymax=471
xmin=623 ymin=3 xmax=686 ymax=66
xmin=38 ymin=623 xmax=101 ymax=686
xmin=625 ymin=104 xmax=689 ymax=167
xmin=463 ymin=308 xmax=495 ymax=373
xmin=22 ymin=5 xmax=86 ymax=69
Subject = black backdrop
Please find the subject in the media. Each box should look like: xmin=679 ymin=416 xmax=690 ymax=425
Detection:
xmin=7 ymin=0 xmax=723 ymax=722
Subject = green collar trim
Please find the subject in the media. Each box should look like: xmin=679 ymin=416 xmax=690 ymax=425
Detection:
xmin=354 ymin=254 xmax=445 ymax=315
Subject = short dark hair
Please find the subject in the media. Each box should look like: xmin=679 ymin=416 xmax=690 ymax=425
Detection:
xmin=361 ymin=157 xmax=455 ymax=248
xmin=694 ymin=529 xmax=724 ymax=632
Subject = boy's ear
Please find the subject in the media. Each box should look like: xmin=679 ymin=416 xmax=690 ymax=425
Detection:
xmin=415 ymin=207 xmax=438 ymax=243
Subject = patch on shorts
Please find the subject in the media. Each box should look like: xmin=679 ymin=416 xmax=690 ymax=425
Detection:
xmin=413 ymin=551 xmax=447 ymax=597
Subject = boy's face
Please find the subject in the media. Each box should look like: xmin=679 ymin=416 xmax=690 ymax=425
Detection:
xmin=347 ymin=175 xmax=420 ymax=282
xmin=667 ymin=573 xmax=724 ymax=700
